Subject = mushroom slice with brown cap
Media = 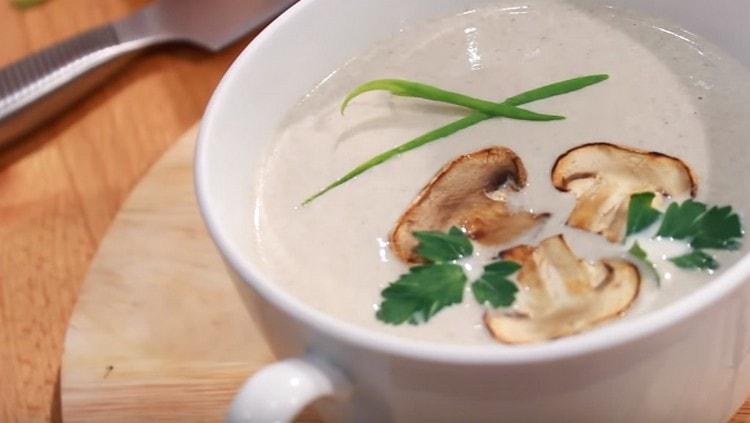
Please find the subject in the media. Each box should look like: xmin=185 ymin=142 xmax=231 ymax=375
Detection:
xmin=485 ymin=234 xmax=640 ymax=344
xmin=551 ymin=142 xmax=697 ymax=243
xmin=390 ymin=147 xmax=549 ymax=263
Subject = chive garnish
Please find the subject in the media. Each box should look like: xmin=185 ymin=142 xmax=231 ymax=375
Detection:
xmin=341 ymin=79 xmax=564 ymax=121
xmin=303 ymin=74 xmax=609 ymax=205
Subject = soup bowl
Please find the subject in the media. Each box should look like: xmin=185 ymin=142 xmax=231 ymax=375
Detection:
xmin=195 ymin=0 xmax=750 ymax=421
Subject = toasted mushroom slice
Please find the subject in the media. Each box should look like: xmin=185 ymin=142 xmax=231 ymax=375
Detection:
xmin=551 ymin=143 xmax=696 ymax=243
xmin=390 ymin=147 xmax=549 ymax=263
xmin=485 ymin=234 xmax=640 ymax=344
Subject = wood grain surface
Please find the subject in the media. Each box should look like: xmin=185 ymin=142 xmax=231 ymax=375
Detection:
xmin=60 ymin=127 xmax=317 ymax=422
xmin=60 ymin=128 xmax=270 ymax=422
xmin=0 ymin=1 xmax=749 ymax=422
xmin=0 ymin=1 xmax=255 ymax=421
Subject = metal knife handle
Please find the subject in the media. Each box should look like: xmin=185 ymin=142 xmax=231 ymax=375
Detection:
xmin=0 ymin=23 xmax=152 ymax=147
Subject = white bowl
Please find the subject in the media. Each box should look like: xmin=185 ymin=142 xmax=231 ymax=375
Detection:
xmin=195 ymin=0 xmax=750 ymax=421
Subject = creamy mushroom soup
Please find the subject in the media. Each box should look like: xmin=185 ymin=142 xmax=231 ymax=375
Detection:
xmin=249 ymin=0 xmax=750 ymax=344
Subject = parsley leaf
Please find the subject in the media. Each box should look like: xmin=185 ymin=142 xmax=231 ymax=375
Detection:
xmin=376 ymin=264 xmax=467 ymax=325
xmin=471 ymin=261 xmax=521 ymax=307
xmin=413 ymin=226 xmax=473 ymax=263
xmin=690 ymin=206 xmax=743 ymax=250
xmin=669 ymin=250 xmax=719 ymax=270
xmin=656 ymin=200 xmax=706 ymax=239
xmin=628 ymin=241 xmax=660 ymax=285
xmin=656 ymin=200 xmax=742 ymax=250
xmin=626 ymin=192 xmax=662 ymax=237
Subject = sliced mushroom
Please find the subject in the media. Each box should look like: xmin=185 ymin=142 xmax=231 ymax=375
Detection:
xmin=485 ymin=234 xmax=640 ymax=344
xmin=551 ymin=142 xmax=696 ymax=243
xmin=390 ymin=147 xmax=549 ymax=263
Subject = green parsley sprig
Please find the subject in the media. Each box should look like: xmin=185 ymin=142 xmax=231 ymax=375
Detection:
xmin=669 ymin=250 xmax=719 ymax=270
xmin=471 ymin=261 xmax=521 ymax=307
xmin=377 ymin=264 xmax=467 ymax=325
xmin=628 ymin=241 xmax=660 ymax=285
xmin=413 ymin=226 xmax=473 ymax=263
xmin=377 ymin=227 xmax=521 ymax=325
xmin=626 ymin=192 xmax=662 ymax=237
xmin=625 ymin=194 xmax=743 ymax=273
xmin=657 ymin=200 xmax=742 ymax=250
xmin=303 ymin=74 xmax=609 ymax=204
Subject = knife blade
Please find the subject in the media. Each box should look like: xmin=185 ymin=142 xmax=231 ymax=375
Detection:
xmin=115 ymin=0 xmax=297 ymax=52
xmin=0 ymin=0 xmax=299 ymax=148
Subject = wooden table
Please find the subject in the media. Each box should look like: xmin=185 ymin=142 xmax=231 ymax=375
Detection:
xmin=0 ymin=1 xmax=252 ymax=421
xmin=1 ymin=1 xmax=749 ymax=423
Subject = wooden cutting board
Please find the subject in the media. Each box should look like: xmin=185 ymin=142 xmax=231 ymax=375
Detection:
xmin=59 ymin=126 xmax=750 ymax=422
xmin=59 ymin=125 xmax=317 ymax=422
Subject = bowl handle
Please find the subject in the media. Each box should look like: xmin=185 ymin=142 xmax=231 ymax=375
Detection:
xmin=226 ymin=355 xmax=352 ymax=422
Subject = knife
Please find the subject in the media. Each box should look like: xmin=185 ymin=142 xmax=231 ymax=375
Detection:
xmin=0 ymin=0 xmax=298 ymax=148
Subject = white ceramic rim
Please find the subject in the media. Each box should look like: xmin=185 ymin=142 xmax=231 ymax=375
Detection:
xmin=195 ymin=0 xmax=750 ymax=365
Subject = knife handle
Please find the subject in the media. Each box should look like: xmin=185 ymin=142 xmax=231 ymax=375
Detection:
xmin=0 ymin=24 xmax=149 ymax=148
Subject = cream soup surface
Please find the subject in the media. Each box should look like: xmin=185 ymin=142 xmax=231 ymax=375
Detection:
xmin=250 ymin=0 xmax=750 ymax=344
